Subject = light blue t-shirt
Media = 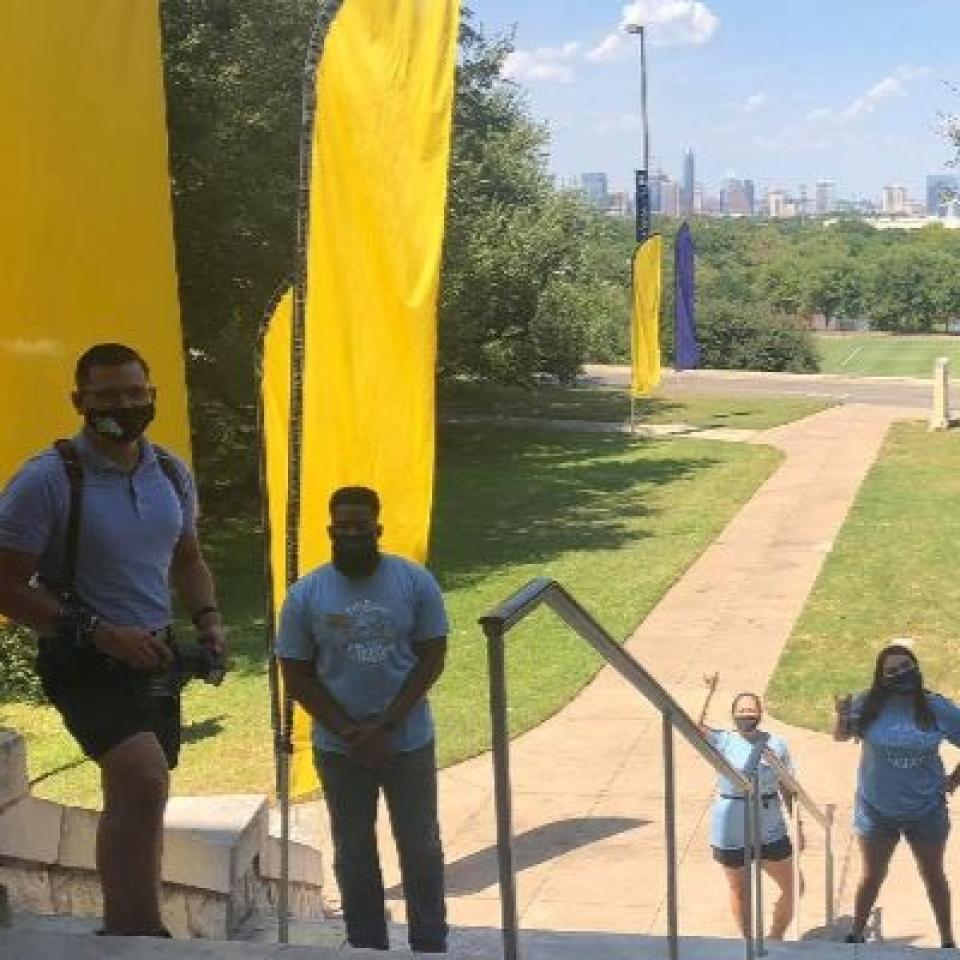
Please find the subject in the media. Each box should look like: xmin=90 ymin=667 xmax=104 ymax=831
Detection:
xmin=276 ymin=554 xmax=449 ymax=754
xmin=0 ymin=431 xmax=196 ymax=629
xmin=850 ymin=692 xmax=960 ymax=820
xmin=708 ymin=729 xmax=793 ymax=849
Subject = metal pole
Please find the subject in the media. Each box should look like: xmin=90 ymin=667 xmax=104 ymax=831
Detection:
xmin=628 ymin=24 xmax=651 ymax=243
xmin=485 ymin=627 xmax=520 ymax=960
xmin=279 ymin=5 xmax=345 ymax=941
xmin=752 ymin=774 xmax=765 ymax=956
xmin=278 ymin=698 xmax=294 ymax=943
xmin=825 ymin=804 xmax=836 ymax=929
xmin=791 ymin=804 xmax=802 ymax=941
xmin=640 ymin=26 xmax=650 ymax=175
xmin=662 ymin=714 xmax=679 ymax=960
xmin=743 ymin=798 xmax=754 ymax=960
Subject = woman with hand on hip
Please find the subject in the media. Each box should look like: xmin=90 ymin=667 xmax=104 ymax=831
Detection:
xmin=700 ymin=682 xmax=797 ymax=941
xmin=835 ymin=643 xmax=960 ymax=948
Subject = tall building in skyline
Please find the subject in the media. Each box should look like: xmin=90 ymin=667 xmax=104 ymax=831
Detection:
xmin=649 ymin=169 xmax=669 ymax=215
xmin=882 ymin=184 xmax=908 ymax=215
xmin=721 ymin=178 xmax=754 ymax=216
xmin=768 ymin=189 xmax=790 ymax=218
xmin=580 ymin=172 xmax=608 ymax=208
xmin=681 ymin=148 xmax=695 ymax=215
xmin=662 ymin=180 xmax=681 ymax=217
xmin=926 ymin=174 xmax=960 ymax=217
xmin=815 ymin=180 xmax=837 ymax=216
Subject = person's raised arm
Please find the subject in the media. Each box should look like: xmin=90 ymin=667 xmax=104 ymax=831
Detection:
xmin=697 ymin=671 xmax=720 ymax=736
xmin=833 ymin=693 xmax=854 ymax=742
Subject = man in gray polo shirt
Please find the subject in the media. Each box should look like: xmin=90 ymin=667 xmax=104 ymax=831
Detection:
xmin=0 ymin=343 xmax=224 ymax=937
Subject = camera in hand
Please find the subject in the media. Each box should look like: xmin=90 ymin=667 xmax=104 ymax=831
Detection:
xmin=145 ymin=639 xmax=226 ymax=698
xmin=175 ymin=640 xmax=226 ymax=686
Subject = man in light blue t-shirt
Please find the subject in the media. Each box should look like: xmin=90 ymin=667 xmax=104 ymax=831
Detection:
xmin=277 ymin=486 xmax=449 ymax=953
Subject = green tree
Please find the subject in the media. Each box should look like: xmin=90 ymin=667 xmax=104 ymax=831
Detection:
xmin=161 ymin=0 xmax=315 ymax=505
xmin=866 ymin=248 xmax=952 ymax=332
xmin=802 ymin=251 xmax=865 ymax=326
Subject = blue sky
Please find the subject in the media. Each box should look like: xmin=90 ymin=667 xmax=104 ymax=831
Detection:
xmin=469 ymin=0 xmax=959 ymax=203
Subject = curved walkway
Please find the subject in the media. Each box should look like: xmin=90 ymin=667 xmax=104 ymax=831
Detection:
xmin=309 ymin=402 xmax=941 ymax=944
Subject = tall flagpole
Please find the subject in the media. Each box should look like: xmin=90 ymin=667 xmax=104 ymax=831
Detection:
xmin=278 ymin=0 xmax=347 ymax=944
xmin=626 ymin=21 xmax=650 ymax=433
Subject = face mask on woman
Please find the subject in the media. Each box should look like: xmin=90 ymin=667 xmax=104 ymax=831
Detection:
xmin=881 ymin=666 xmax=921 ymax=695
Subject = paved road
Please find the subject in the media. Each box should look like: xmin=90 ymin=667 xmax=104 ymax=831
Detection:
xmin=582 ymin=365 xmax=954 ymax=411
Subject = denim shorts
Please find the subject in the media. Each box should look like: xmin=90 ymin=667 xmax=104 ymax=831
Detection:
xmin=712 ymin=835 xmax=793 ymax=868
xmin=854 ymin=797 xmax=950 ymax=846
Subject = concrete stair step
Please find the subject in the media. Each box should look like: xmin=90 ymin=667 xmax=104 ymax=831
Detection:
xmin=6 ymin=917 xmax=960 ymax=959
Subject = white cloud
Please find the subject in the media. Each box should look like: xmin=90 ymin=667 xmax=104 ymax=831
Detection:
xmin=586 ymin=33 xmax=628 ymax=63
xmin=502 ymin=43 xmax=580 ymax=84
xmin=740 ymin=93 xmax=768 ymax=114
xmin=752 ymin=64 xmax=934 ymax=156
xmin=620 ymin=0 xmax=720 ymax=46
xmin=844 ymin=65 xmax=931 ymax=117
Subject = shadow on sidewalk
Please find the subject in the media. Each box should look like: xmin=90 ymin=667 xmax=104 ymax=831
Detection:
xmin=387 ymin=815 xmax=647 ymax=900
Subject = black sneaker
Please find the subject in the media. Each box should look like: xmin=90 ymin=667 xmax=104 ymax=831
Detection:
xmin=844 ymin=932 xmax=865 ymax=943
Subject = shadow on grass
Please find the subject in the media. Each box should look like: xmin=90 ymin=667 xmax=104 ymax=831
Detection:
xmin=385 ymin=815 xmax=648 ymax=900
xmin=200 ymin=422 xmax=723 ymax=663
xmin=431 ymin=425 xmax=720 ymax=589
xmin=182 ymin=715 xmax=226 ymax=745
xmin=439 ymin=380 xmax=692 ymax=424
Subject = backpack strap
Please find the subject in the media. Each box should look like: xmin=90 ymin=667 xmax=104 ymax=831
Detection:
xmin=151 ymin=444 xmax=187 ymax=506
xmin=51 ymin=441 xmax=190 ymax=591
xmin=52 ymin=439 xmax=84 ymax=593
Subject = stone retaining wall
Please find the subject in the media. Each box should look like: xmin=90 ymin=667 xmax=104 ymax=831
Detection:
xmin=0 ymin=728 xmax=326 ymax=938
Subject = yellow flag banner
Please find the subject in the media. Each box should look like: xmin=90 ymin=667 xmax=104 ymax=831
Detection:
xmin=631 ymin=235 xmax=663 ymax=398
xmin=262 ymin=291 xmax=293 ymax=622
xmin=0 ymin=1 xmax=191 ymax=474
xmin=263 ymin=0 xmax=461 ymax=799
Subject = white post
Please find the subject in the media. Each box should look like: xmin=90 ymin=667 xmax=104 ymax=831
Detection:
xmin=931 ymin=357 xmax=951 ymax=431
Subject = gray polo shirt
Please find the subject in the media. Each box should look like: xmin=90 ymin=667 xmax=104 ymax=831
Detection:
xmin=0 ymin=431 xmax=196 ymax=629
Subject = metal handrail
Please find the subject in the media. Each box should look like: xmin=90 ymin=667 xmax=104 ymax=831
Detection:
xmin=761 ymin=749 xmax=836 ymax=939
xmin=480 ymin=577 xmax=835 ymax=960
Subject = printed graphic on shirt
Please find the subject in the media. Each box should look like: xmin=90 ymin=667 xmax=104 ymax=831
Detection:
xmin=870 ymin=719 xmax=940 ymax=770
xmin=337 ymin=600 xmax=398 ymax=666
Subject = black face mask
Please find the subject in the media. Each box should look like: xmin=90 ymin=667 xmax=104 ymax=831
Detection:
xmin=882 ymin=667 xmax=921 ymax=695
xmin=734 ymin=716 xmax=761 ymax=733
xmin=85 ymin=403 xmax=155 ymax=444
xmin=331 ymin=532 xmax=380 ymax=578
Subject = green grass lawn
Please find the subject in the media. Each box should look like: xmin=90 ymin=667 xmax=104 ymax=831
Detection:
xmin=2 ymin=422 xmax=780 ymax=808
xmin=816 ymin=334 xmax=960 ymax=378
xmin=440 ymin=382 xmax=834 ymax=430
xmin=767 ymin=422 xmax=960 ymax=733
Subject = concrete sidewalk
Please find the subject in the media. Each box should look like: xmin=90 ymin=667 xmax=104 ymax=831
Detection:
xmin=299 ymin=403 xmax=956 ymax=946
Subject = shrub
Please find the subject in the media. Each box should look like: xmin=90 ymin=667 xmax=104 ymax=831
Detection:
xmin=0 ymin=622 xmax=43 ymax=704
xmin=697 ymin=303 xmax=819 ymax=374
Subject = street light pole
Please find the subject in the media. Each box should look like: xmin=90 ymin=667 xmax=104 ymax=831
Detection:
xmin=626 ymin=22 xmax=650 ymax=243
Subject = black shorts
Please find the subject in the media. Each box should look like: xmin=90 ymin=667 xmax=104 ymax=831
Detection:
xmin=37 ymin=640 xmax=181 ymax=769
xmin=712 ymin=835 xmax=793 ymax=868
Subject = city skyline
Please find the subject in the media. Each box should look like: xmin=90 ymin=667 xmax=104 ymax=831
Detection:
xmin=564 ymin=152 xmax=954 ymax=213
xmin=471 ymin=0 xmax=959 ymax=201
xmin=568 ymin=154 xmax=959 ymax=221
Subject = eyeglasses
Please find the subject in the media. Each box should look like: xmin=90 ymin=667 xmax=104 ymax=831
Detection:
xmin=81 ymin=385 xmax=155 ymax=405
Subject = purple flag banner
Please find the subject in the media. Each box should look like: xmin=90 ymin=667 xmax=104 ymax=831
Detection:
xmin=674 ymin=221 xmax=700 ymax=370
